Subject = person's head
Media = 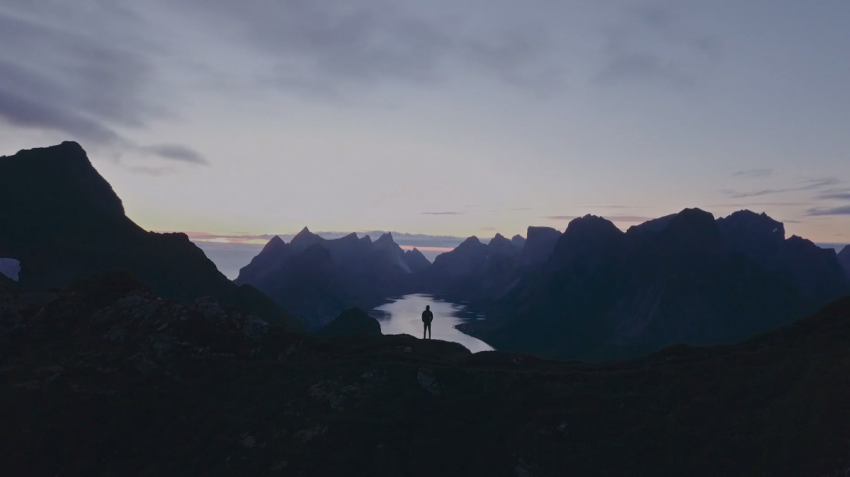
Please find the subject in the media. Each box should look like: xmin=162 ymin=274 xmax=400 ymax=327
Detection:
xmin=425 ymin=305 xmax=430 ymax=311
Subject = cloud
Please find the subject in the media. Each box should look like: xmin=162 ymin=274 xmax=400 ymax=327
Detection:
xmin=807 ymin=206 xmax=850 ymax=216
xmin=723 ymin=178 xmax=841 ymax=198
xmin=126 ymin=166 xmax=178 ymax=176
xmin=0 ymin=4 xmax=204 ymax=166
xmin=732 ymin=169 xmax=773 ymax=178
xmin=595 ymin=5 xmax=719 ymax=87
xmin=707 ymin=201 xmax=811 ymax=208
xmin=422 ymin=211 xmax=464 ymax=216
xmin=816 ymin=188 xmax=850 ymax=201
xmin=175 ymin=0 xmax=563 ymax=99
xmin=140 ymin=144 xmax=208 ymax=165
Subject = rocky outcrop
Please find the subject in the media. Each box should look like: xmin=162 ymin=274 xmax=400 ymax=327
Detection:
xmin=2 ymin=270 xmax=850 ymax=476
xmin=315 ymin=307 xmax=382 ymax=339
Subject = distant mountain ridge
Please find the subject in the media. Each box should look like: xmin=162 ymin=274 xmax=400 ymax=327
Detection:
xmin=0 ymin=142 xmax=302 ymax=332
xmin=236 ymin=229 xmax=431 ymax=329
xmin=459 ymin=208 xmax=849 ymax=361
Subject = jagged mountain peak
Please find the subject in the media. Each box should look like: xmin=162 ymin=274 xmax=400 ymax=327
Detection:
xmin=511 ymin=234 xmax=526 ymax=249
xmin=261 ymin=235 xmax=286 ymax=252
xmin=565 ymin=215 xmax=623 ymax=237
xmin=1 ymin=141 xmax=127 ymax=221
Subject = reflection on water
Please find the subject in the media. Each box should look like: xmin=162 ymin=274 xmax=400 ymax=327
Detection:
xmin=371 ymin=294 xmax=494 ymax=353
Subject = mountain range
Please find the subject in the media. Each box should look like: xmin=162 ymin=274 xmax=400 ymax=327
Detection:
xmin=235 ymin=228 xmax=430 ymax=329
xmin=2 ymin=142 xmax=848 ymax=363
xmin=459 ymin=209 xmax=849 ymax=360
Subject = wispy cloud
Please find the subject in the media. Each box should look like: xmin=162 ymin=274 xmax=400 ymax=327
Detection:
xmin=177 ymin=1 xmax=564 ymax=100
xmin=139 ymin=144 xmax=208 ymax=165
xmin=816 ymin=188 xmax=850 ymax=201
xmin=807 ymin=206 xmax=850 ymax=216
xmin=422 ymin=211 xmax=464 ymax=216
xmin=0 ymin=4 xmax=205 ymax=166
xmin=722 ymin=178 xmax=841 ymax=198
xmin=595 ymin=5 xmax=719 ymax=88
xmin=544 ymin=215 xmax=577 ymax=221
xmin=732 ymin=168 xmax=773 ymax=178
xmin=126 ymin=166 xmax=178 ymax=176
xmin=707 ymin=201 xmax=811 ymax=208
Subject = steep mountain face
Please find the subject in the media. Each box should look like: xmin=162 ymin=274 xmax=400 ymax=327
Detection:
xmin=518 ymin=226 xmax=562 ymax=267
xmin=2 ymin=273 xmax=850 ymax=476
xmin=234 ymin=236 xmax=292 ymax=285
xmin=238 ymin=231 xmax=420 ymax=329
xmin=840 ymin=245 xmax=850 ymax=278
xmin=0 ymin=142 xmax=302 ymax=332
xmin=462 ymin=209 xmax=831 ymax=361
xmin=717 ymin=210 xmax=848 ymax=304
xmin=403 ymin=248 xmax=431 ymax=273
xmin=419 ymin=234 xmax=526 ymax=302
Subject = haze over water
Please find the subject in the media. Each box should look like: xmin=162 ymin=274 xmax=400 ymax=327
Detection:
xmin=372 ymin=294 xmax=494 ymax=353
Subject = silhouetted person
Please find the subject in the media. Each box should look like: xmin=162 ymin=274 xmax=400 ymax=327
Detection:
xmin=422 ymin=305 xmax=433 ymax=339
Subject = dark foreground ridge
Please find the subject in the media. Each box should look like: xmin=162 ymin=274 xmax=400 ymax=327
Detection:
xmin=2 ymin=272 xmax=849 ymax=476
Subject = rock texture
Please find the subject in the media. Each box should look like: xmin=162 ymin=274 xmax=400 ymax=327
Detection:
xmin=1 ymin=272 xmax=849 ymax=476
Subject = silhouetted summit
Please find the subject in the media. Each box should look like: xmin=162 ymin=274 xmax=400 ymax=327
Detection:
xmin=315 ymin=307 xmax=382 ymax=339
xmin=510 ymin=234 xmax=526 ymax=249
xmin=487 ymin=233 xmax=519 ymax=257
xmin=718 ymin=210 xmax=847 ymax=303
xmin=518 ymin=226 xmax=562 ymax=266
xmin=403 ymin=248 xmax=431 ymax=273
xmin=548 ymin=215 xmax=625 ymax=271
xmin=0 ymin=142 xmax=302 ymax=331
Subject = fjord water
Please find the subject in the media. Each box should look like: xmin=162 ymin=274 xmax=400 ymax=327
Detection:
xmin=372 ymin=293 xmax=494 ymax=353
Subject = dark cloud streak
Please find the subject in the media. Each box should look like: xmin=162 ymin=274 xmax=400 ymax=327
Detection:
xmin=0 ymin=5 xmax=205 ymax=165
xmin=177 ymin=0 xmax=563 ymax=99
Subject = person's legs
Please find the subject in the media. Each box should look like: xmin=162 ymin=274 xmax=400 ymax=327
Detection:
xmin=423 ymin=322 xmax=427 ymax=339
xmin=426 ymin=322 xmax=431 ymax=339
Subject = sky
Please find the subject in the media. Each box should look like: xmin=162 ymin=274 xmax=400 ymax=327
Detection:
xmin=2 ymin=0 xmax=850 ymax=249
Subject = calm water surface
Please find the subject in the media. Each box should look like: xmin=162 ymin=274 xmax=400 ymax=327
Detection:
xmin=371 ymin=294 xmax=494 ymax=353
